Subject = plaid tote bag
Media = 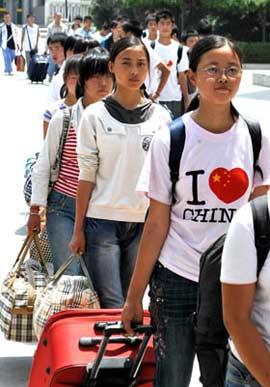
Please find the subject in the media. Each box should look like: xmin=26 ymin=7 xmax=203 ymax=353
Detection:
xmin=33 ymin=255 xmax=100 ymax=338
xmin=0 ymin=235 xmax=51 ymax=342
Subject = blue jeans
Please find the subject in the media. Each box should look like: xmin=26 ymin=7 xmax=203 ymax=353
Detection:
xmin=2 ymin=47 xmax=15 ymax=74
xmin=83 ymin=218 xmax=144 ymax=308
xmin=149 ymin=263 xmax=198 ymax=387
xmin=47 ymin=54 xmax=57 ymax=79
xmin=46 ymin=190 xmax=80 ymax=275
xmin=225 ymin=353 xmax=260 ymax=387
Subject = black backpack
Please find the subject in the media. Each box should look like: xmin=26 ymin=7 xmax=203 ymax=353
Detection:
xmin=194 ymin=194 xmax=270 ymax=387
xmin=168 ymin=117 xmax=270 ymax=387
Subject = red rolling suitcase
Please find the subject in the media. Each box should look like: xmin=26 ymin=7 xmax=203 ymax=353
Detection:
xmin=28 ymin=309 xmax=155 ymax=387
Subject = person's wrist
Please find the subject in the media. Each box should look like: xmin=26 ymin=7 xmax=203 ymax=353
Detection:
xmin=74 ymin=224 xmax=84 ymax=233
xmin=30 ymin=205 xmax=40 ymax=213
xmin=126 ymin=290 xmax=143 ymax=303
xmin=155 ymin=90 xmax=160 ymax=97
xmin=30 ymin=212 xmax=40 ymax=217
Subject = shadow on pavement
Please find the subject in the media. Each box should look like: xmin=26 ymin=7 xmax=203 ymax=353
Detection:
xmin=0 ymin=357 xmax=32 ymax=386
xmin=238 ymin=89 xmax=270 ymax=100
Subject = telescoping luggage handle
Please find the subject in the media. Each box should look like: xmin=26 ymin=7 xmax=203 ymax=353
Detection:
xmin=82 ymin=321 xmax=154 ymax=387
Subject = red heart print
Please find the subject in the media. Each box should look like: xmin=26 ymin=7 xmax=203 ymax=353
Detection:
xmin=209 ymin=168 xmax=249 ymax=203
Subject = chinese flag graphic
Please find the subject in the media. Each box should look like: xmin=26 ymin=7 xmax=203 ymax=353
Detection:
xmin=209 ymin=168 xmax=249 ymax=203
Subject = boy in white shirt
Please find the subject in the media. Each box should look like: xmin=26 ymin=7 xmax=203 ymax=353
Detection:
xmin=21 ymin=14 xmax=39 ymax=74
xmin=154 ymin=9 xmax=189 ymax=118
xmin=142 ymin=13 xmax=158 ymax=44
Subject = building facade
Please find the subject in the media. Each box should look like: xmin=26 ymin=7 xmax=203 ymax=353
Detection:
xmin=45 ymin=0 xmax=91 ymax=25
xmin=0 ymin=0 xmax=91 ymax=26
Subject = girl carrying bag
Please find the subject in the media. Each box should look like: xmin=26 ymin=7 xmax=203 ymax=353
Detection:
xmin=33 ymin=254 xmax=100 ymax=338
xmin=0 ymin=234 xmax=52 ymax=342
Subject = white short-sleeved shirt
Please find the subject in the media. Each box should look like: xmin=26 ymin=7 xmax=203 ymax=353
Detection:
xmin=221 ymin=193 xmax=270 ymax=362
xmin=143 ymin=41 xmax=162 ymax=95
xmin=153 ymin=40 xmax=189 ymax=101
xmin=137 ymin=112 xmax=270 ymax=281
xmin=43 ymin=99 xmax=66 ymax=123
xmin=47 ymin=62 xmax=65 ymax=104
xmin=23 ymin=24 xmax=39 ymax=51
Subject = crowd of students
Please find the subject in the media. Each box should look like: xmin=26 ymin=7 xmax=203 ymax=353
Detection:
xmin=3 ymin=6 xmax=270 ymax=387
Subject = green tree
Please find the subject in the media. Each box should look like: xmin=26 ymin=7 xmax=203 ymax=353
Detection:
xmin=203 ymin=0 xmax=270 ymax=41
xmin=90 ymin=0 xmax=123 ymax=28
xmin=120 ymin=0 xmax=199 ymax=31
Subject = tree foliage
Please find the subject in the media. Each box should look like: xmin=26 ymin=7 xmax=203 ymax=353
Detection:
xmin=119 ymin=0 xmax=270 ymax=41
xmin=202 ymin=0 xmax=270 ymax=11
xmin=90 ymin=0 xmax=123 ymax=28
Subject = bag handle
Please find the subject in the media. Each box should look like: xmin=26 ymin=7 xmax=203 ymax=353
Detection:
xmin=12 ymin=234 xmax=50 ymax=277
xmin=51 ymin=255 xmax=95 ymax=292
xmin=12 ymin=235 xmax=33 ymax=270
xmin=32 ymin=233 xmax=51 ymax=276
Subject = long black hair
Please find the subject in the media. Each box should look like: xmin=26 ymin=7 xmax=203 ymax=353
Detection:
xmin=187 ymin=35 xmax=242 ymax=115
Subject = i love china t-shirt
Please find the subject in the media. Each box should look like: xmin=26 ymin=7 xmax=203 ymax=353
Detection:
xmin=137 ymin=112 xmax=270 ymax=282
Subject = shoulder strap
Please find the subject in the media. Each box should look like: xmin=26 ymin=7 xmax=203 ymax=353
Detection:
xmin=25 ymin=25 xmax=32 ymax=50
xmin=59 ymin=107 xmax=72 ymax=154
xmin=150 ymin=41 xmax=155 ymax=50
xmin=169 ymin=117 xmax=186 ymax=204
xmin=52 ymin=107 xmax=72 ymax=170
xmin=251 ymin=194 xmax=270 ymax=276
xmin=177 ymin=44 xmax=183 ymax=64
xmin=242 ymin=115 xmax=263 ymax=178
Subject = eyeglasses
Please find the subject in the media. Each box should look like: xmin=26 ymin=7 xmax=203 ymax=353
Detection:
xmin=197 ymin=65 xmax=242 ymax=78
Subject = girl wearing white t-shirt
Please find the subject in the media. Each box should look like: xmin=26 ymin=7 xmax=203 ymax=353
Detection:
xmin=122 ymin=35 xmax=270 ymax=387
xmin=69 ymin=36 xmax=171 ymax=308
xmin=221 ymin=195 xmax=270 ymax=386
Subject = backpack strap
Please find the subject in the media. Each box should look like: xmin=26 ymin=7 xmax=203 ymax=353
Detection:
xmin=242 ymin=115 xmax=263 ymax=178
xmin=177 ymin=44 xmax=183 ymax=64
xmin=150 ymin=41 xmax=155 ymax=50
xmin=169 ymin=117 xmax=186 ymax=204
xmin=251 ymin=194 xmax=270 ymax=276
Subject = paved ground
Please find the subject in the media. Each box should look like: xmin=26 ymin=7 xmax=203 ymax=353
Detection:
xmin=0 ymin=52 xmax=269 ymax=386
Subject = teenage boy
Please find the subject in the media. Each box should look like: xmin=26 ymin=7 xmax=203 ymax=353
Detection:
xmin=46 ymin=12 xmax=68 ymax=81
xmin=142 ymin=13 xmax=158 ymax=44
xmin=154 ymin=9 xmax=189 ymax=118
xmin=47 ymin=33 xmax=67 ymax=104
xmin=76 ymin=16 xmax=93 ymax=40
xmin=21 ymin=14 xmax=39 ymax=74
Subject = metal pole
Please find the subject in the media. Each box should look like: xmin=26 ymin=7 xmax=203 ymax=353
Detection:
xmin=65 ymin=0 xmax=68 ymax=20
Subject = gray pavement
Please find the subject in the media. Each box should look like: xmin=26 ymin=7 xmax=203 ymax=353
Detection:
xmin=0 ymin=53 xmax=269 ymax=386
